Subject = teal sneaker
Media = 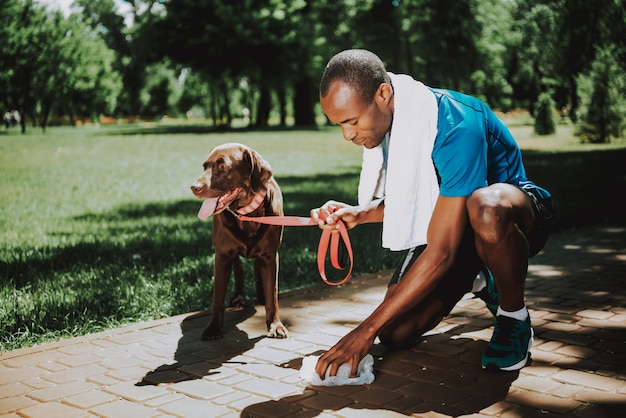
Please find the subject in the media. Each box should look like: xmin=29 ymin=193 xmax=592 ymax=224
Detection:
xmin=482 ymin=315 xmax=533 ymax=371
xmin=473 ymin=267 xmax=499 ymax=316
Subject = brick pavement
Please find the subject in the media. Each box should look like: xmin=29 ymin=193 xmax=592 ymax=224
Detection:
xmin=1 ymin=225 xmax=625 ymax=417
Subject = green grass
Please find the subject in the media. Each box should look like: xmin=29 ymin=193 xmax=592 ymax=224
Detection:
xmin=1 ymin=121 xmax=625 ymax=352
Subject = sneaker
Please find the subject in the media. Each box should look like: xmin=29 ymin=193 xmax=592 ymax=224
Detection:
xmin=473 ymin=267 xmax=499 ymax=316
xmin=482 ymin=315 xmax=533 ymax=371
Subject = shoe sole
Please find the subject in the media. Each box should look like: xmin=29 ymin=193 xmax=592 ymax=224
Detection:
xmin=482 ymin=328 xmax=534 ymax=372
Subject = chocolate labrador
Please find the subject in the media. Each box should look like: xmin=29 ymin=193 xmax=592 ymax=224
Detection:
xmin=191 ymin=143 xmax=288 ymax=340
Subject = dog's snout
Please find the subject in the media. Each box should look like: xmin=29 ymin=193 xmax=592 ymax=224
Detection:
xmin=191 ymin=182 xmax=204 ymax=194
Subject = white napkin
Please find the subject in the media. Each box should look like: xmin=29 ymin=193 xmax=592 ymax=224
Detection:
xmin=299 ymin=354 xmax=375 ymax=386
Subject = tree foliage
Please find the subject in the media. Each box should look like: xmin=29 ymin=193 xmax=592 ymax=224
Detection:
xmin=0 ymin=0 xmax=121 ymax=132
xmin=1 ymin=0 xmax=625 ymax=136
xmin=575 ymin=47 xmax=626 ymax=143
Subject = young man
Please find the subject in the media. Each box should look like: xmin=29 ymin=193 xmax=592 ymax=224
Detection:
xmin=310 ymin=49 xmax=553 ymax=378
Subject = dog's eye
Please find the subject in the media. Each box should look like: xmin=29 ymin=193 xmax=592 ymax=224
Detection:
xmin=215 ymin=158 xmax=227 ymax=171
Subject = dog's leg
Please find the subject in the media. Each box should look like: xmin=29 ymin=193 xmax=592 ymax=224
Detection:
xmin=254 ymin=262 xmax=266 ymax=306
xmin=202 ymin=253 xmax=232 ymax=340
xmin=255 ymin=253 xmax=288 ymax=338
xmin=229 ymin=256 xmax=246 ymax=310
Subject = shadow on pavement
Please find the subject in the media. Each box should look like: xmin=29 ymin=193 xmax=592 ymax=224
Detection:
xmin=240 ymin=333 xmax=519 ymax=417
xmin=137 ymin=307 xmax=262 ymax=386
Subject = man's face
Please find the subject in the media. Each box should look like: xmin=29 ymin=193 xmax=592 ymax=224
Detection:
xmin=320 ymin=81 xmax=393 ymax=149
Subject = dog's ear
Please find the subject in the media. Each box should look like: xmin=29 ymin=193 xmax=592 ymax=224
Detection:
xmin=245 ymin=148 xmax=272 ymax=192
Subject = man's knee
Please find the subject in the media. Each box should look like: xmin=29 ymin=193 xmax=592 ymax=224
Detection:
xmin=467 ymin=185 xmax=517 ymax=242
xmin=378 ymin=300 xmax=445 ymax=349
xmin=379 ymin=324 xmax=421 ymax=350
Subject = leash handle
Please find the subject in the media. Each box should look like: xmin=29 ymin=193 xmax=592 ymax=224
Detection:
xmin=317 ymin=222 xmax=353 ymax=286
xmin=237 ymin=213 xmax=353 ymax=286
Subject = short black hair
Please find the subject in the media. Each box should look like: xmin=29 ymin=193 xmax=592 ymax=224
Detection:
xmin=320 ymin=49 xmax=391 ymax=104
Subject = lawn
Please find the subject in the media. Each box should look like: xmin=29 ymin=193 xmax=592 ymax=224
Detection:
xmin=1 ymin=121 xmax=625 ymax=351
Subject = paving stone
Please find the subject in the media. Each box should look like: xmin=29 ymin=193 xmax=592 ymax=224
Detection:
xmin=104 ymin=381 xmax=167 ymax=402
xmin=63 ymin=390 xmax=118 ymax=409
xmin=90 ymin=399 xmax=161 ymax=418
xmin=295 ymin=391 xmax=355 ymax=411
xmin=335 ymin=407 xmax=408 ymax=417
xmin=511 ymin=375 xmax=562 ymax=393
xmin=167 ymin=379 xmax=233 ymax=400
xmin=0 ymin=367 xmax=46 ymax=385
xmin=0 ymin=395 xmax=39 ymax=414
xmin=0 ymin=382 xmax=32 ymax=399
xmin=56 ymin=353 xmax=102 ymax=368
xmin=235 ymin=377 xmax=299 ymax=398
xmin=18 ymin=401 xmax=90 ymax=418
xmin=553 ymin=369 xmax=622 ymax=391
xmin=240 ymin=398 xmax=304 ymax=418
xmin=505 ymin=390 xmax=582 ymax=415
xmin=348 ymin=387 xmax=404 ymax=406
xmin=28 ymin=380 xmax=98 ymax=402
xmin=158 ymin=396 xmax=233 ymax=417
xmin=41 ymin=364 xmax=107 ymax=384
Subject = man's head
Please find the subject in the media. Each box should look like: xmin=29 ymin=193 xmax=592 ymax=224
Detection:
xmin=320 ymin=49 xmax=394 ymax=149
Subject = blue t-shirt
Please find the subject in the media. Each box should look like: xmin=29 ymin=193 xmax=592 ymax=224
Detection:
xmin=430 ymin=88 xmax=550 ymax=199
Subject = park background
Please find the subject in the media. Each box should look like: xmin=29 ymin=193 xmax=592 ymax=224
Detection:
xmin=1 ymin=0 xmax=625 ymax=352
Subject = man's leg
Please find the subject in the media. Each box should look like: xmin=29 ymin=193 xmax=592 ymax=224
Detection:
xmin=379 ymin=230 xmax=483 ymax=350
xmin=467 ymin=183 xmax=535 ymax=371
xmin=467 ymin=183 xmax=534 ymax=312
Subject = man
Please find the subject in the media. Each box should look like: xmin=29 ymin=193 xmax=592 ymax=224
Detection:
xmin=310 ymin=49 xmax=553 ymax=377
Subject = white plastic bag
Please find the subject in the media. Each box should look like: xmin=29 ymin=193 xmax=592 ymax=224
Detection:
xmin=299 ymin=354 xmax=375 ymax=386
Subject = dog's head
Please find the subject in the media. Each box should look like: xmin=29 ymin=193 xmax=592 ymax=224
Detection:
xmin=191 ymin=143 xmax=273 ymax=219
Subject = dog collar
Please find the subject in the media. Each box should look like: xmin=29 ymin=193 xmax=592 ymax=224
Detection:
xmin=236 ymin=186 xmax=267 ymax=215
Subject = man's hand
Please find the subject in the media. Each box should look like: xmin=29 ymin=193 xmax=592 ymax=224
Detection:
xmin=315 ymin=326 xmax=375 ymax=379
xmin=310 ymin=200 xmax=361 ymax=230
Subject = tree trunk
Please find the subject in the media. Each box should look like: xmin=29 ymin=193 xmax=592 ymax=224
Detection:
xmin=277 ymin=87 xmax=287 ymax=127
xmin=293 ymin=76 xmax=316 ymax=127
xmin=256 ymin=87 xmax=271 ymax=128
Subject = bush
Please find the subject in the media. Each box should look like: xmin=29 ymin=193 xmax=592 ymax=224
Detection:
xmin=534 ymin=92 xmax=556 ymax=135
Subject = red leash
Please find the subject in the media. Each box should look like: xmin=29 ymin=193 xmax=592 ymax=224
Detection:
xmin=236 ymin=213 xmax=353 ymax=286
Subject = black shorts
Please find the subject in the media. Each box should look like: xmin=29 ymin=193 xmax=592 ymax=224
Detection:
xmin=519 ymin=183 xmax=554 ymax=257
xmin=388 ymin=184 xmax=554 ymax=315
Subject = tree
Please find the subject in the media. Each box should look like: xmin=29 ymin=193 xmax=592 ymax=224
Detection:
xmin=506 ymin=2 xmax=560 ymax=113
xmin=75 ymin=0 xmax=165 ymax=117
xmin=0 ymin=0 xmax=122 ymax=132
xmin=156 ymin=0 xmax=308 ymax=127
xmin=575 ymin=47 xmax=626 ymax=143
xmin=557 ymin=0 xmax=626 ymax=122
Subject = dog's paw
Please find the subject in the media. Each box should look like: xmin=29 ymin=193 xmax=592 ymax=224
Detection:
xmin=227 ymin=294 xmax=247 ymax=311
xmin=200 ymin=324 xmax=223 ymax=341
xmin=267 ymin=321 xmax=288 ymax=339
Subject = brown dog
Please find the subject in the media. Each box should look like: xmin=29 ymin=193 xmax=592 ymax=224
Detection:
xmin=191 ymin=143 xmax=288 ymax=340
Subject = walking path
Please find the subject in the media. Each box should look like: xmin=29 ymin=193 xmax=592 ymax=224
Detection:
xmin=1 ymin=225 xmax=625 ymax=417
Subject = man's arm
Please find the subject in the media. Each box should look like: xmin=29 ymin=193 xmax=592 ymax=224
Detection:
xmin=314 ymin=195 xmax=469 ymax=379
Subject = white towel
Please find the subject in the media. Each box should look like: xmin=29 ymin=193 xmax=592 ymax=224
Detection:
xmin=299 ymin=354 xmax=375 ymax=386
xmin=358 ymin=73 xmax=439 ymax=251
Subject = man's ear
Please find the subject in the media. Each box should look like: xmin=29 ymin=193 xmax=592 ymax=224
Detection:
xmin=378 ymin=83 xmax=393 ymax=105
xmin=245 ymin=148 xmax=272 ymax=192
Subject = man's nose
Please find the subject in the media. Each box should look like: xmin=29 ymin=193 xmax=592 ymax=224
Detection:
xmin=342 ymin=127 xmax=357 ymax=142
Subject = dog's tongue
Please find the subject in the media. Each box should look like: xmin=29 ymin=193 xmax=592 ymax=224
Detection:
xmin=198 ymin=197 xmax=219 ymax=220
